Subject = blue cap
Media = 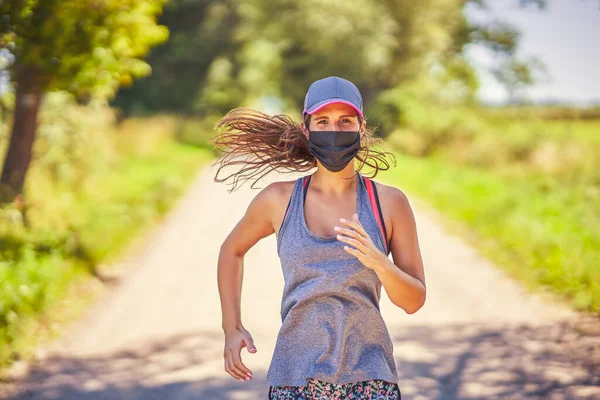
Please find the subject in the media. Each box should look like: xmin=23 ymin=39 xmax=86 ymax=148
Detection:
xmin=303 ymin=76 xmax=364 ymax=119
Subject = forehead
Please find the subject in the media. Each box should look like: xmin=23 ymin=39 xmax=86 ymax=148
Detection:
xmin=311 ymin=102 xmax=358 ymax=118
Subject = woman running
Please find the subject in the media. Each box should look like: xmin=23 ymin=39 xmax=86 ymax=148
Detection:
xmin=214 ymin=76 xmax=426 ymax=399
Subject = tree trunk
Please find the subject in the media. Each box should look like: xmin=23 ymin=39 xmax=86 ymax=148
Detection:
xmin=0 ymin=65 xmax=45 ymax=204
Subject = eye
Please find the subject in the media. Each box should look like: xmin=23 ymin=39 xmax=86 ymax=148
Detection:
xmin=341 ymin=118 xmax=353 ymax=124
xmin=316 ymin=120 xmax=328 ymax=125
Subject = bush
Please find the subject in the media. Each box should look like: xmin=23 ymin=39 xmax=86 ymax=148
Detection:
xmin=0 ymin=93 xmax=216 ymax=368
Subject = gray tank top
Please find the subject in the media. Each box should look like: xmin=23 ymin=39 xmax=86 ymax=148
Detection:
xmin=267 ymin=172 xmax=399 ymax=387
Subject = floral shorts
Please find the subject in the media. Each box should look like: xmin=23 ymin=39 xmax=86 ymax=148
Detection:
xmin=268 ymin=378 xmax=401 ymax=400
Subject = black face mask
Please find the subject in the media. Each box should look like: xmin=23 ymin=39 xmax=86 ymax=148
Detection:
xmin=307 ymin=129 xmax=361 ymax=172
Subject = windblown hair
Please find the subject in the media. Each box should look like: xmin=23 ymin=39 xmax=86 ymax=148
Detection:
xmin=209 ymin=107 xmax=396 ymax=191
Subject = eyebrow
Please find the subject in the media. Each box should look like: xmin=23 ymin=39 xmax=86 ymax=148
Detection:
xmin=313 ymin=114 xmax=357 ymax=120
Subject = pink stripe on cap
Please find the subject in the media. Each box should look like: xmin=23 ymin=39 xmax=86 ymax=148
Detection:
xmin=303 ymin=100 xmax=364 ymax=119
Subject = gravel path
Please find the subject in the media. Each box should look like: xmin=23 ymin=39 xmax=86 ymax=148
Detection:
xmin=2 ymin=165 xmax=598 ymax=400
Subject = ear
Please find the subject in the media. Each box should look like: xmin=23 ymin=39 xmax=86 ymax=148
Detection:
xmin=300 ymin=122 xmax=308 ymax=138
xmin=301 ymin=117 xmax=310 ymax=138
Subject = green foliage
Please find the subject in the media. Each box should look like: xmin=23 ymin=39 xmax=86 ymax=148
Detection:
xmin=491 ymin=57 xmax=548 ymax=102
xmin=380 ymin=84 xmax=600 ymax=187
xmin=372 ymin=70 xmax=480 ymax=138
xmin=0 ymin=235 xmax=79 ymax=364
xmin=466 ymin=1 xmax=549 ymax=104
xmin=112 ymin=0 xmax=547 ymax=118
xmin=174 ymin=115 xmax=223 ymax=154
xmin=114 ymin=0 xmax=474 ymax=115
xmin=31 ymin=92 xmax=117 ymax=190
xmin=113 ymin=0 xmax=238 ymax=114
xmin=0 ymin=97 xmax=215 ymax=368
xmin=470 ymin=20 xmax=521 ymax=54
xmin=380 ymin=95 xmax=600 ymax=313
xmin=0 ymin=0 xmax=169 ymax=99
xmin=483 ymin=105 xmax=600 ymax=121
xmin=377 ymin=150 xmax=599 ymax=313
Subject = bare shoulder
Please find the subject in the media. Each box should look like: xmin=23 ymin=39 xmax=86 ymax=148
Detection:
xmin=372 ymin=180 xmax=411 ymax=211
xmin=248 ymin=179 xmax=296 ymax=222
xmin=266 ymin=179 xmax=297 ymax=234
xmin=260 ymin=179 xmax=296 ymax=207
xmin=223 ymin=178 xmax=296 ymax=255
xmin=268 ymin=179 xmax=296 ymax=196
xmin=370 ymin=179 xmax=414 ymax=238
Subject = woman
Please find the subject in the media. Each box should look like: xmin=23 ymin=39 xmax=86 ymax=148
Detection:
xmin=214 ymin=76 xmax=426 ymax=399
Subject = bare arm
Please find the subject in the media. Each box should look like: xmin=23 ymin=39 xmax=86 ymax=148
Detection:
xmin=377 ymin=188 xmax=426 ymax=314
xmin=217 ymin=182 xmax=279 ymax=382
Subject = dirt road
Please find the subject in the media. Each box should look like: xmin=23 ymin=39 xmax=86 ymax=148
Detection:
xmin=3 ymin=165 xmax=599 ymax=399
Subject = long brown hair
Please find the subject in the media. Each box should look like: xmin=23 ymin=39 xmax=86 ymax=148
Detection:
xmin=209 ymin=107 xmax=396 ymax=191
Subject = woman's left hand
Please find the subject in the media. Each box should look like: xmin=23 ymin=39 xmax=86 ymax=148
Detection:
xmin=335 ymin=213 xmax=389 ymax=274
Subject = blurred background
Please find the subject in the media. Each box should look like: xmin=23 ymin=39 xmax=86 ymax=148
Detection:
xmin=0 ymin=0 xmax=598 ymax=375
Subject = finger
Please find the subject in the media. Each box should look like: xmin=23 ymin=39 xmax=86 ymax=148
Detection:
xmin=351 ymin=213 xmax=370 ymax=237
xmin=340 ymin=214 xmax=368 ymax=238
xmin=334 ymin=225 xmax=365 ymax=242
xmin=336 ymin=234 xmax=368 ymax=253
xmin=227 ymin=348 xmax=248 ymax=381
xmin=225 ymin=348 xmax=238 ymax=380
xmin=231 ymin=346 xmax=253 ymax=379
xmin=343 ymin=245 xmax=364 ymax=259
xmin=244 ymin=335 xmax=257 ymax=354
xmin=225 ymin=348 xmax=244 ymax=381
xmin=336 ymin=222 xmax=372 ymax=249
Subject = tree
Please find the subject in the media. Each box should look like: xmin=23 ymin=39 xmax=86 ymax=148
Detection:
xmin=114 ymin=0 xmax=471 ymax=116
xmin=491 ymin=56 xmax=548 ymax=103
xmin=112 ymin=0 xmax=239 ymax=116
xmin=0 ymin=0 xmax=169 ymax=203
xmin=467 ymin=0 xmax=548 ymax=103
xmin=112 ymin=0 xmax=549 ymax=122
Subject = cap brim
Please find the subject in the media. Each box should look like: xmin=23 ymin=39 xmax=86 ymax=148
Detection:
xmin=303 ymin=99 xmax=363 ymax=119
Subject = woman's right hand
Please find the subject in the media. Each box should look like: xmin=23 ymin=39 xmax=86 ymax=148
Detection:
xmin=223 ymin=326 xmax=257 ymax=382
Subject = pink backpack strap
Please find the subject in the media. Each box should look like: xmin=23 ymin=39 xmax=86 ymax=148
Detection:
xmin=303 ymin=175 xmax=311 ymax=189
xmin=363 ymin=176 xmax=389 ymax=254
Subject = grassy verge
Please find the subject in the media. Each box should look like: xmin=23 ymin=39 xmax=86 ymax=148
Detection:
xmin=0 ymin=114 xmax=217 ymax=373
xmin=375 ymin=149 xmax=599 ymax=313
xmin=70 ymin=139 xmax=215 ymax=264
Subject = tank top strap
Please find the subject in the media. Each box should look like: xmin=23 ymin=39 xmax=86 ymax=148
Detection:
xmin=281 ymin=175 xmax=310 ymax=225
xmin=302 ymin=174 xmax=311 ymax=205
xmin=277 ymin=176 xmax=307 ymax=256
xmin=359 ymin=174 xmax=390 ymax=255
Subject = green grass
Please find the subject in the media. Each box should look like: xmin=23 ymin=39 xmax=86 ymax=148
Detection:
xmin=0 ymin=121 xmax=216 ymax=371
xmin=72 ymin=140 xmax=214 ymax=263
xmin=484 ymin=117 xmax=600 ymax=145
xmin=378 ymin=97 xmax=599 ymax=313
xmin=376 ymin=150 xmax=600 ymax=313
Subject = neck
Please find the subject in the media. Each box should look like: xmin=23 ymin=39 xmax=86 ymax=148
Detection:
xmin=311 ymin=164 xmax=357 ymax=196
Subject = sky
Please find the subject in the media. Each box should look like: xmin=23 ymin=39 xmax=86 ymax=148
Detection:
xmin=465 ymin=0 xmax=600 ymax=105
